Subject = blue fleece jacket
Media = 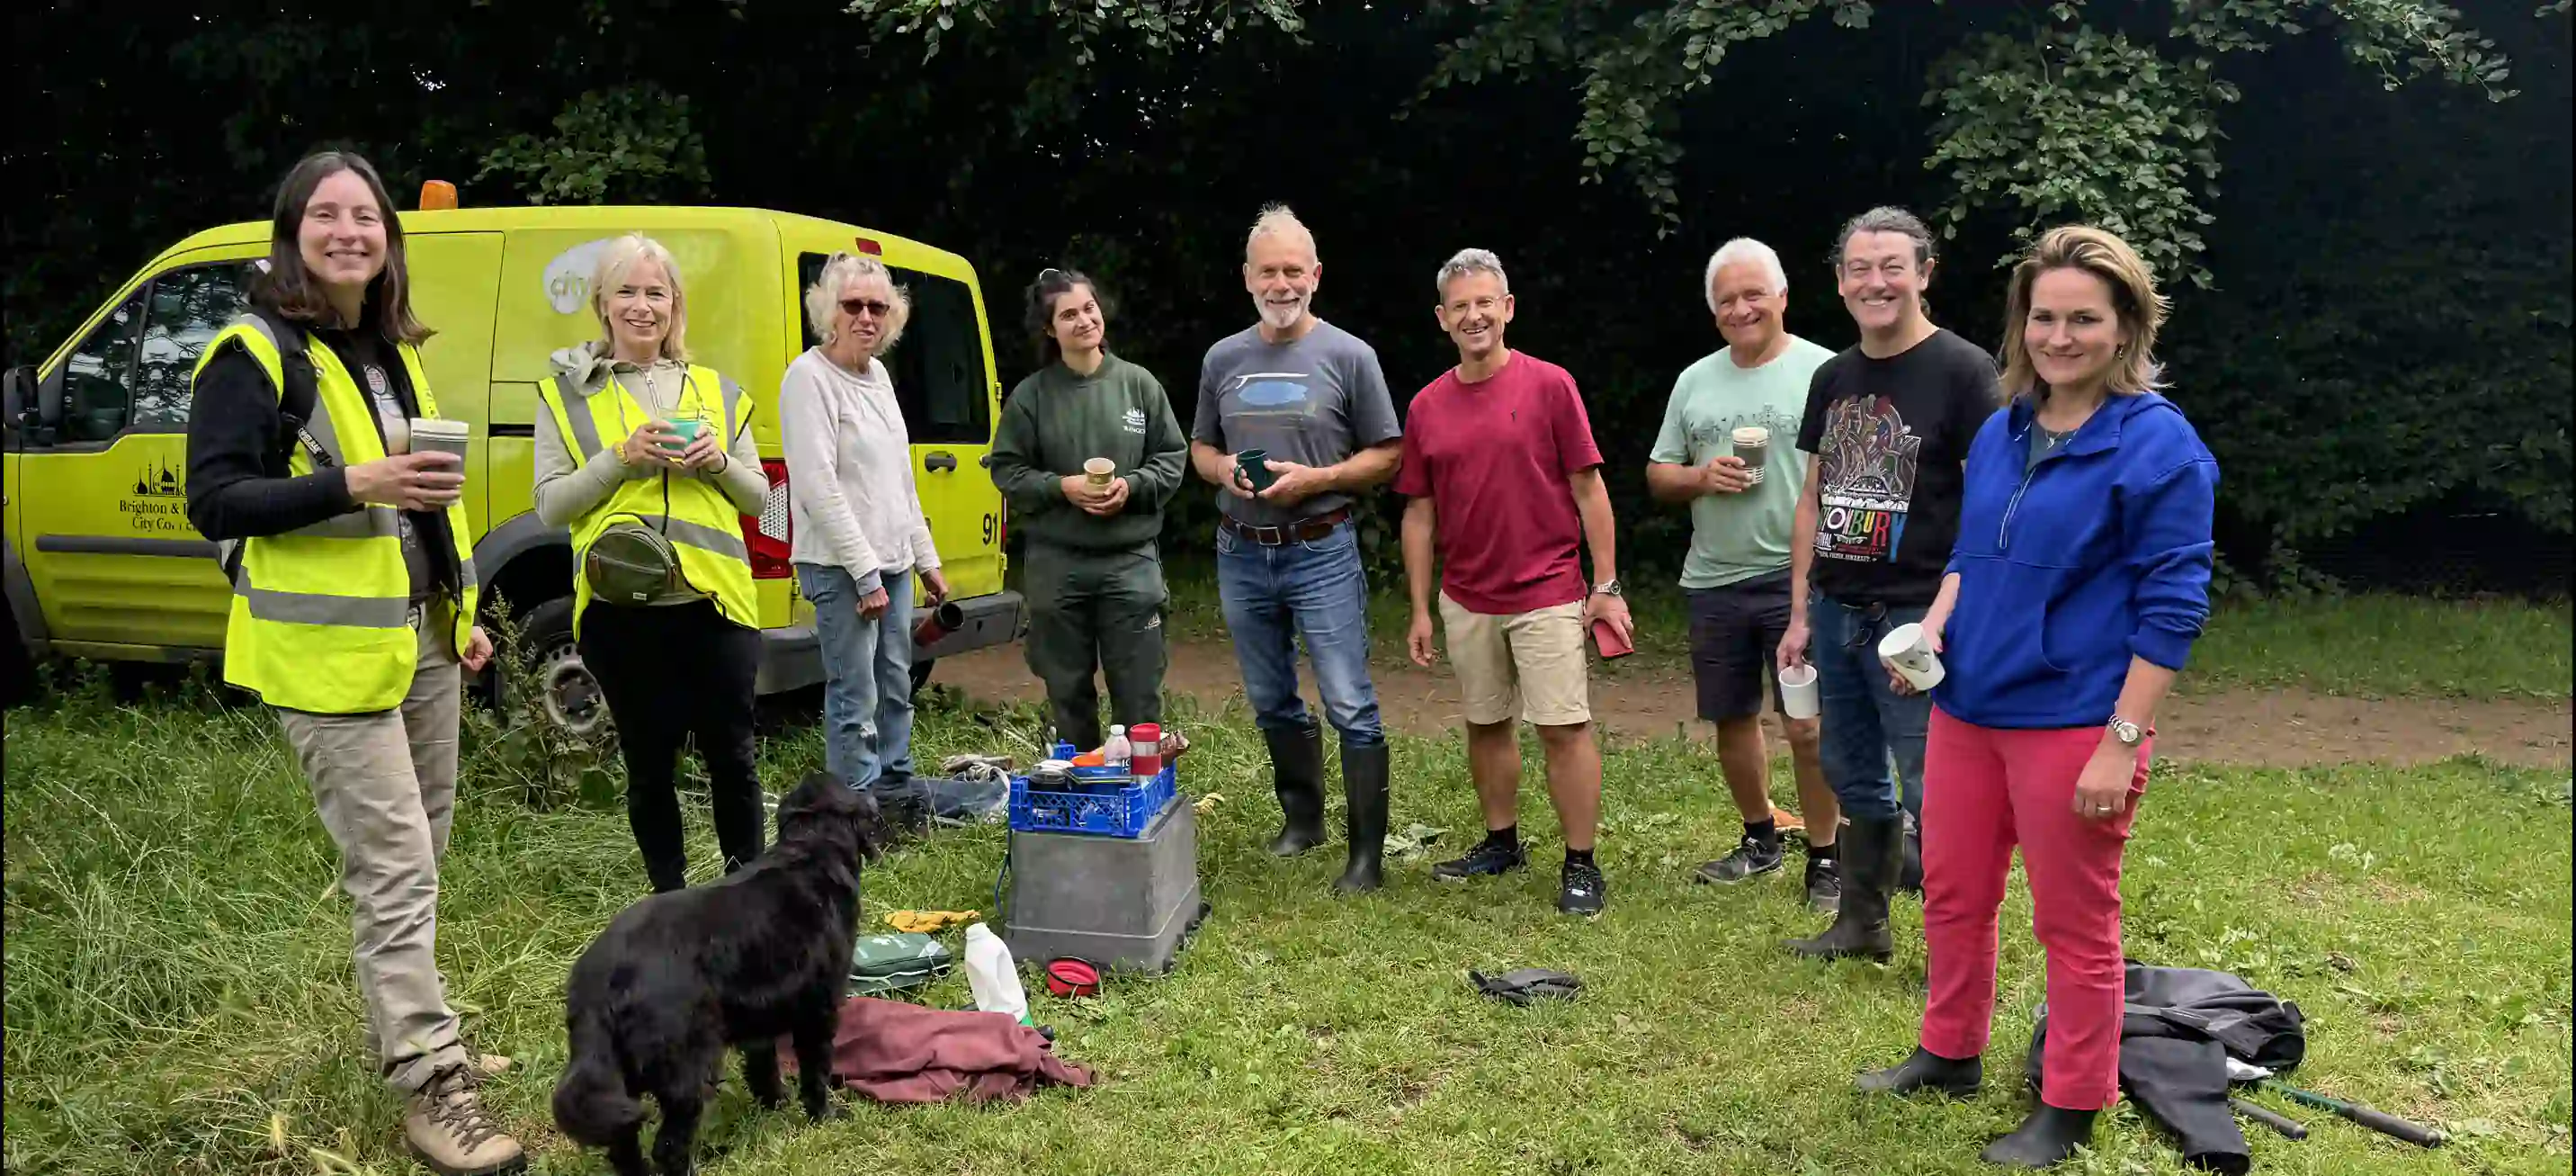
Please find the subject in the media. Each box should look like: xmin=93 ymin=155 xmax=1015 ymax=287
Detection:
xmin=1932 ymin=391 xmax=2218 ymax=729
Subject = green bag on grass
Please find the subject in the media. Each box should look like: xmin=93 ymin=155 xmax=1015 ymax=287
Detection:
xmin=847 ymin=931 xmax=953 ymax=996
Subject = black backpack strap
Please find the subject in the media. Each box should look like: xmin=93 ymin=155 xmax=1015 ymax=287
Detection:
xmin=245 ymin=308 xmax=333 ymax=470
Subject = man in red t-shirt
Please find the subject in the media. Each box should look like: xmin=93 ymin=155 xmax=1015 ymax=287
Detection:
xmin=1396 ymin=247 xmax=1633 ymax=917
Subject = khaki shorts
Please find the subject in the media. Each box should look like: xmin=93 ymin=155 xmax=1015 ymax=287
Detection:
xmin=1439 ymin=592 xmax=1591 ymax=727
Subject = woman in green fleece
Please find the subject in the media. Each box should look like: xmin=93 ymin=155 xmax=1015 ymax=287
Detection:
xmin=990 ymin=267 xmax=1189 ymax=748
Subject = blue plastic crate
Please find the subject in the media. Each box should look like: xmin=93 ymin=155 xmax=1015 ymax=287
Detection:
xmin=1009 ymin=764 xmax=1178 ymax=838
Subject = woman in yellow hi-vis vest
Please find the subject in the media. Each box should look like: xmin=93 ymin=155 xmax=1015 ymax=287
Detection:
xmin=183 ymin=151 xmax=523 ymax=1176
xmin=534 ymin=233 xmax=769 ymax=894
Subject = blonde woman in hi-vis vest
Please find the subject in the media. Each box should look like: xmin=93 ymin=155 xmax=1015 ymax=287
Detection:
xmin=534 ymin=233 xmax=769 ymax=896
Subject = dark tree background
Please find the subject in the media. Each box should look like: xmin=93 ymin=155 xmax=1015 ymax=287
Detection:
xmin=9 ymin=0 xmax=2568 ymax=593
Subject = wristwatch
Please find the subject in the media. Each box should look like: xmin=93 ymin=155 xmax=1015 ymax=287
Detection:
xmin=1592 ymin=579 xmax=1622 ymax=597
xmin=2106 ymin=715 xmax=2144 ymax=746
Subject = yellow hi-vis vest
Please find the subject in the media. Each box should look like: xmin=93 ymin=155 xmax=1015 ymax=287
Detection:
xmin=537 ymin=364 xmax=756 ymax=637
xmin=190 ymin=316 xmax=481 ymax=714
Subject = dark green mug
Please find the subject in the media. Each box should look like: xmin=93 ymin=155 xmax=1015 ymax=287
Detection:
xmin=1235 ymin=448 xmax=1276 ymax=493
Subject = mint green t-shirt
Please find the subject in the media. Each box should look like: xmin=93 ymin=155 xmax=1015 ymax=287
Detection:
xmin=1650 ymin=337 xmax=1834 ymax=589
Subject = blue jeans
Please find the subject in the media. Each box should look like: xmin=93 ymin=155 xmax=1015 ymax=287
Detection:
xmin=796 ymin=564 xmax=919 ymax=799
xmin=1809 ymin=592 xmax=1929 ymax=822
xmin=1214 ymin=519 xmax=1384 ymax=746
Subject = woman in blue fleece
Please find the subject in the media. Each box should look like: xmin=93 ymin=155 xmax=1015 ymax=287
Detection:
xmin=1854 ymin=225 xmax=2219 ymax=1170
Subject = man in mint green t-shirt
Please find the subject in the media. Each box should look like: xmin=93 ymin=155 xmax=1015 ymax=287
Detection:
xmin=1646 ymin=238 xmax=1840 ymax=911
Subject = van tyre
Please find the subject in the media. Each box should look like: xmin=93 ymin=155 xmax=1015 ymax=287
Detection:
xmin=518 ymin=597 xmax=610 ymax=739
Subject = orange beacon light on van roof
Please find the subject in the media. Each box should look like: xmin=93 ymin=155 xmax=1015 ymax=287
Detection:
xmin=418 ymin=180 xmax=459 ymax=211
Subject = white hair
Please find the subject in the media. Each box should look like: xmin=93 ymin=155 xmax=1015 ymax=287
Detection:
xmin=1246 ymin=203 xmax=1318 ymax=263
xmin=1704 ymin=238 xmax=1788 ymax=311
xmin=1435 ymin=247 xmax=1509 ymax=301
xmin=802 ymin=252 xmax=912 ymax=351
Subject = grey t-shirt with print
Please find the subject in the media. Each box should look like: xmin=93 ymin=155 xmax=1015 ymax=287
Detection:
xmin=1192 ymin=320 xmax=1402 ymax=527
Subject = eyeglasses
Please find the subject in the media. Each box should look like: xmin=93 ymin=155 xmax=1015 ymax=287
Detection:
xmin=840 ymin=298 xmax=892 ymax=318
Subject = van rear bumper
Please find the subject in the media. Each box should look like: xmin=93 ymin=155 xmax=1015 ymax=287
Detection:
xmin=754 ymin=589 xmax=1025 ymax=695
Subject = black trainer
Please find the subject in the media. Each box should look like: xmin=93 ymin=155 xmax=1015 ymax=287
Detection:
xmin=1803 ymin=853 xmax=1841 ymax=915
xmin=1691 ymin=834 xmax=1783 ymax=884
xmin=1432 ymin=838 xmax=1526 ymax=882
xmin=1557 ymin=859 xmax=1607 ymax=916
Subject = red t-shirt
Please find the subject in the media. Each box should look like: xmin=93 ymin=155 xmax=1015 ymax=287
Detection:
xmin=1394 ymin=351 xmax=1604 ymax=615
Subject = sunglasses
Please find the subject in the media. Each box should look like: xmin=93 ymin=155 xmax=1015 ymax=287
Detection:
xmin=839 ymin=298 xmax=892 ymax=318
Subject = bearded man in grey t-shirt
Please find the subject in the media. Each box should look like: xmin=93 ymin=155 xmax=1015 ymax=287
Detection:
xmin=1188 ymin=204 xmax=1403 ymax=895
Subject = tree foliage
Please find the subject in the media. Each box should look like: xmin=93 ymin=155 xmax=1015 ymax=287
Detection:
xmin=6 ymin=0 xmax=2566 ymax=590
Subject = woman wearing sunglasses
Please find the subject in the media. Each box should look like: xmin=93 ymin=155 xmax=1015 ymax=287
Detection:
xmin=781 ymin=253 xmax=948 ymax=834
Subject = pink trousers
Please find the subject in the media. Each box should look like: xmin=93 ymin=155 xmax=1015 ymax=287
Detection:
xmin=1919 ymin=707 xmax=2150 ymax=1111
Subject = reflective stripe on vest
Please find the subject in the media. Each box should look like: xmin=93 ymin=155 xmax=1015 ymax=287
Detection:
xmin=540 ymin=364 xmax=757 ymax=636
xmin=191 ymin=318 xmax=482 ymax=714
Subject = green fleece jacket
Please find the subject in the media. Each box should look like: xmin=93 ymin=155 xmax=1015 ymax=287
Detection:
xmin=990 ymin=354 xmax=1188 ymax=552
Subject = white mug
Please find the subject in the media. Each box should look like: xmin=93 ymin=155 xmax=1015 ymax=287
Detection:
xmin=1878 ymin=623 xmax=1945 ymax=690
xmin=1777 ymin=662 xmax=1820 ymax=719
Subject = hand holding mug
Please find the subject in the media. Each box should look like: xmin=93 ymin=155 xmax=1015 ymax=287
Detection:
xmin=1703 ymin=455 xmax=1753 ymax=495
xmin=347 ymin=451 xmax=464 ymax=511
xmin=621 ymin=419 xmax=684 ymax=469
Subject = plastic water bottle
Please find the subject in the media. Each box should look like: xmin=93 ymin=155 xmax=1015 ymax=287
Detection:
xmin=1102 ymin=724 xmax=1132 ymax=770
xmin=962 ymin=923 xmax=1031 ymax=1025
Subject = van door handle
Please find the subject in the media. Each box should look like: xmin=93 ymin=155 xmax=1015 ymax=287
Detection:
xmin=924 ymin=452 xmax=958 ymax=473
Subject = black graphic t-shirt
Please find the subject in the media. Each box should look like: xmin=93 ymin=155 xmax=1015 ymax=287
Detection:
xmin=1793 ymin=328 xmax=2000 ymax=606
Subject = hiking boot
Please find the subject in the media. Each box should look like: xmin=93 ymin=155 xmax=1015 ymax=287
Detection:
xmin=1431 ymin=837 xmax=1526 ymax=882
xmin=1692 ymin=834 xmax=1783 ymax=884
xmin=1980 ymin=1105 xmax=2098 ymax=1168
xmin=403 ymin=1065 xmax=525 ymax=1176
xmin=1263 ymin=724 xmax=1328 ymax=857
xmin=1856 ymin=1046 xmax=1982 ymax=1098
xmin=1332 ymin=741 xmax=1390 ymax=894
xmin=1784 ymin=814 xmax=1900 ymax=962
xmin=1557 ymin=858 xmax=1607 ymax=917
xmin=1802 ymin=852 xmax=1842 ymax=915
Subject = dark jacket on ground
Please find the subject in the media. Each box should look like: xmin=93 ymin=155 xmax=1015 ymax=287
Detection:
xmin=2027 ymin=961 xmax=2307 ymax=1174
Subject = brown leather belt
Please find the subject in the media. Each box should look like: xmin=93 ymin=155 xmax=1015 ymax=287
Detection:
xmin=1220 ymin=507 xmax=1353 ymax=546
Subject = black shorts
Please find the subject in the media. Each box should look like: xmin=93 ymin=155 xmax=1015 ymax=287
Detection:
xmin=1687 ymin=569 xmax=1793 ymax=723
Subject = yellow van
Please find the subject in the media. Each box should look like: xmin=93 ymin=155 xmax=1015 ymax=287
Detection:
xmin=2 ymin=193 xmax=1022 ymax=723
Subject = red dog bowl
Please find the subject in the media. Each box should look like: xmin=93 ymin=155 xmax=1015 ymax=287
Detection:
xmin=1043 ymin=957 xmax=1101 ymax=998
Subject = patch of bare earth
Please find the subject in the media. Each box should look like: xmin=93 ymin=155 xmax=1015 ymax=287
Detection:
xmin=930 ymin=641 xmax=2572 ymax=769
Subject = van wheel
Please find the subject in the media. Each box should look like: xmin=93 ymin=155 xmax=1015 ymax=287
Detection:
xmin=910 ymin=658 xmax=934 ymax=697
xmin=521 ymin=597 xmax=612 ymax=740
xmin=1 ymin=632 xmax=32 ymax=709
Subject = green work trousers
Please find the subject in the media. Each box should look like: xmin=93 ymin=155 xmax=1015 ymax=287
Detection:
xmin=1022 ymin=541 xmax=1167 ymax=749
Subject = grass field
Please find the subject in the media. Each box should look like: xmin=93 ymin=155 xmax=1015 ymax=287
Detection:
xmin=5 ymin=635 xmax=2570 ymax=1174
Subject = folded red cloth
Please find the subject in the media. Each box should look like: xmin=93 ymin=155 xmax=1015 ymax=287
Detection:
xmin=779 ymin=996 xmax=1096 ymax=1104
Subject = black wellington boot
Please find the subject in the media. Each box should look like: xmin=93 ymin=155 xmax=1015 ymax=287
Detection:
xmin=1979 ymin=1105 xmax=2098 ymax=1169
xmin=1263 ymin=723 xmax=1327 ymax=856
xmin=1332 ymin=741 xmax=1390 ymax=893
xmin=1784 ymin=814 xmax=1900 ymax=962
xmin=1856 ymin=1046 xmax=1983 ymax=1098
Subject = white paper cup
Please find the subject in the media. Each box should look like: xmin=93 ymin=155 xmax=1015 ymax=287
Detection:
xmin=1878 ymin=623 xmax=1945 ymax=690
xmin=1083 ymin=456 xmax=1115 ymax=487
xmin=1777 ymin=663 xmax=1820 ymax=719
xmin=409 ymin=418 xmax=470 ymax=472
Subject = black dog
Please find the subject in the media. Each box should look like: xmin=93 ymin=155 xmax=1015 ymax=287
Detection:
xmin=553 ymin=773 xmax=881 ymax=1175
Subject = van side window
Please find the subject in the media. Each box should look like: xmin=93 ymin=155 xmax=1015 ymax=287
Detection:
xmin=133 ymin=265 xmax=253 ymax=432
xmin=57 ymin=296 xmax=142 ymax=444
xmin=797 ymin=253 xmax=992 ymax=444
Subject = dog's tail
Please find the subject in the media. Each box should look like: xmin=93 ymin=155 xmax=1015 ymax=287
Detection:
xmin=550 ymin=996 xmax=644 ymax=1146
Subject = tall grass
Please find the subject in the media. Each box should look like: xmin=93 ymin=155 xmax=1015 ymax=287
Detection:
xmin=5 ymin=670 xmax=2568 ymax=1174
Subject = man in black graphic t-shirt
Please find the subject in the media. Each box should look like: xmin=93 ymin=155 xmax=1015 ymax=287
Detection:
xmin=1775 ymin=206 xmax=2000 ymax=963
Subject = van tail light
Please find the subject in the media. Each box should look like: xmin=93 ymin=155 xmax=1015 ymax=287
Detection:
xmin=744 ymin=459 xmax=793 ymax=579
xmin=997 ymin=501 xmax=1007 ymax=552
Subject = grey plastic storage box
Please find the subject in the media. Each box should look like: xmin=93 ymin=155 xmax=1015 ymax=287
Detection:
xmin=1002 ymin=793 xmax=1203 ymax=974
